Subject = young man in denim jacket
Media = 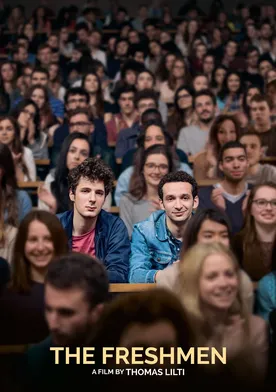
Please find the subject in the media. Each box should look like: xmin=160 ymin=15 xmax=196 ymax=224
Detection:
xmin=129 ymin=171 xmax=199 ymax=283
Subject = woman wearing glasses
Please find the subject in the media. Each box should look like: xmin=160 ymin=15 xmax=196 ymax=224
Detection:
xmin=119 ymin=144 xmax=175 ymax=238
xmin=233 ymin=182 xmax=276 ymax=282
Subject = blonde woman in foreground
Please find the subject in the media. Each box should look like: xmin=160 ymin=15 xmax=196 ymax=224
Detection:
xmin=178 ymin=242 xmax=269 ymax=383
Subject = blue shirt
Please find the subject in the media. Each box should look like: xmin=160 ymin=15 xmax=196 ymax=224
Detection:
xmin=129 ymin=210 xmax=182 ymax=283
xmin=12 ymin=94 xmax=64 ymax=119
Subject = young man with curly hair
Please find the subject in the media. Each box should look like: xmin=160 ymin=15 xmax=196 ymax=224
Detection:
xmin=57 ymin=157 xmax=130 ymax=283
xmin=129 ymin=171 xmax=199 ymax=283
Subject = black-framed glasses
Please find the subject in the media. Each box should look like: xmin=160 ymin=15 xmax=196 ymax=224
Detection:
xmin=252 ymin=199 xmax=276 ymax=209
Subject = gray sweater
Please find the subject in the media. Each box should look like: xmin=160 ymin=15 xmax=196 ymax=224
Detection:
xmin=119 ymin=193 xmax=155 ymax=238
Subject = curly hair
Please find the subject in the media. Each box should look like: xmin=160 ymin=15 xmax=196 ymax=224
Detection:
xmin=158 ymin=171 xmax=198 ymax=200
xmin=68 ymin=157 xmax=114 ymax=196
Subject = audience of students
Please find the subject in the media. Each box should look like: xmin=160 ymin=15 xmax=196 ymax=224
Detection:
xmin=0 ymin=2 xmax=276 ymax=387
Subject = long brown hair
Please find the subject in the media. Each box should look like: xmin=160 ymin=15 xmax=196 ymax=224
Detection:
xmin=0 ymin=116 xmax=30 ymax=180
xmin=82 ymin=72 xmax=104 ymax=118
xmin=209 ymin=114 xmax=242 ymax=158
xmin=168 ymin=57 xmax=190 ymax=91
xmin=129 ymin=144 xmax=175 ymax=200
xmin=239 ymin=182 xmax=276 ymax=277
xmin=10 ymin=210 xmax=68 ymax=293
xmin=0 ymin=143 xmax=18 ymax=245
xmin=25 ymin=84 xmax=57 ymax=130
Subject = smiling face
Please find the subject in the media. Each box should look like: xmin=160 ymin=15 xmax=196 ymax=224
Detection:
xmin=144 ymin=125 xmax=165 ymax=149
xmin=227 ymin=74 xmax=240 ymax=93
xmin=160 ymin=182 xmax=199 ymax=225
xmin=219 ymin=147 xmax=248 ymax=182
xmin=24 ymin=220 xmax=54 ymax=271
xmin=31 ymin=88 xmax=46 ymax=109
xmin=251 ymin=186 xmax=276 ymax=226
xmin=217 ymin=119 xmax=237 ymax=146
xmin=199 ymin=253 xmax=238 ymax=311
xmin=143 ymin=153 xmax=169 ymax=188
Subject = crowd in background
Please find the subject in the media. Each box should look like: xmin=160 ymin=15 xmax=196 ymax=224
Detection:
xmin=1 ymin=0 xmax=276 ymax=390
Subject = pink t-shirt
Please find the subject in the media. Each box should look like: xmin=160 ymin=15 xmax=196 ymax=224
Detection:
xmin=72 ymin=227 xmax=96 ymax=256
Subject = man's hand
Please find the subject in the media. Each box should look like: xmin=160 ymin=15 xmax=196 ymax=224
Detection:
xmin=211 ymin=188 xmax=226 ymax=210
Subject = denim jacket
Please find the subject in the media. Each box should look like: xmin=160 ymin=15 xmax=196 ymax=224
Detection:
xmin=129 ymin=210 xmax=182 ymax=283
xmin=57 ymin=209 xmax=130 ymax=283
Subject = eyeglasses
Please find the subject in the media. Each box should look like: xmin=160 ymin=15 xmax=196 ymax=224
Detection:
xmin=144 ymin=163 xmax=169 ymax=172
xmin=252 ymin=199 xmax=276 ymax=209
xmin=69 ymin=122 xmax=90 ymax=127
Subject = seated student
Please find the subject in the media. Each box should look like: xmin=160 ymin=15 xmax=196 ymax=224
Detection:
xmin=177 ymin=243 xmax=269 ymax=384
xmin=11 ymin=98 xmax=49 ymax=159
xmin=57 ymin=157 xmax=130 ymax=283
xmin=198 ymin=141 xmax=251 ymax=234
xmin=115 ymin=120 xmax=192 ymax=206
xmin=177 ymin=90 xmax=217 ymax=156
xmin=129 ymin=171 xmax=199 ymax=283
xmin=0 ymin=210 xmax=67 ymax=345
xmin=120 ymin=144 xmax=175 ymax=238
xmin=0 ymin=143 xmax=32 ymax=225
xmin=51 ymin=87 xmax=108 ymax=167
xmin=156 ymin=208 xmax=254 ymax=312
xmin=233 ymin=182 xmax=276 ymax=282
xmin=249 ymin=94 xmax=276 ymax=157
xmin=115 ymin=89 xmax=159 ymax=159
xmin=0 ymin=116 xmax=36 ymax=182
xmin=193 ymin=114 xmax=242 ymax=181
xmin=26 ymin=252 xmax=109 ymax=391
xmin=38 ymin=132 xmax=111 ymax=213
xmin=121 ymin=113 xmax=189 ymax=171
xmin=239 ymin=132 xmax=276 ymax=184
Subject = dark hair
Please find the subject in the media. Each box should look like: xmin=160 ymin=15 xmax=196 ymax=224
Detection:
xmin=68 ymin=157 xmax=114 ymax=196
xmin=158 ymin=171 xmax=198 ymax=200
xmin=46 ymin=253 xmax=109 ymax=308
xmin=64 ymin=87 xmax=90 ymax=105
xmin=93 ymin=288 xmax=190 ymax=349
xmin=193 ymin=89 xmax=216 ymax=108
xmin=11 ymin=98 xmax=40 ymax=144
xmin=51 ymin=133 xmax=91 ymax=213
xmin=250 ymin=93 xmax=273 ymax=110
xmin=218 ymin=140 xmax=246 ymax=162
xmin=10 ymin=210 xmax=68 ymax=293
xmin=137 ymin=119 xmax=172 ymax=148
xmin=180 ymin=208 xmax=232 ymax=256
xmin=239 ymin=131 xmax=262 ymax=144
xmin=218 ymin=71 xmax=244 ymax=101
xmin=25 ymin=84 xmax=57 ymax=128
xmin=0 ymin=143 xmax=18 ymax=243
xmin=135 ymin=89 xmax=158 ymax=108
xmin=209 ymin=114 xmax=242 ymax=158
xmin=32 ymin=66 xmax=49 ymax=79
xmin=0 ymin=116 xmax=30 ymax=180
xmin=140 ymin=108 xmax=162 ymax=125
xmin=242 ymin=85 xmax=262 ymax=117
xmin=67 ymin=107 xmax=92 ymax=122
xmin=129 ymin=144 xmax=174 ymax=200
xmin=137 ymin=69 xmax=155 ymax=84
xmin=81 ymin=72 xmax=104 ymax=118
